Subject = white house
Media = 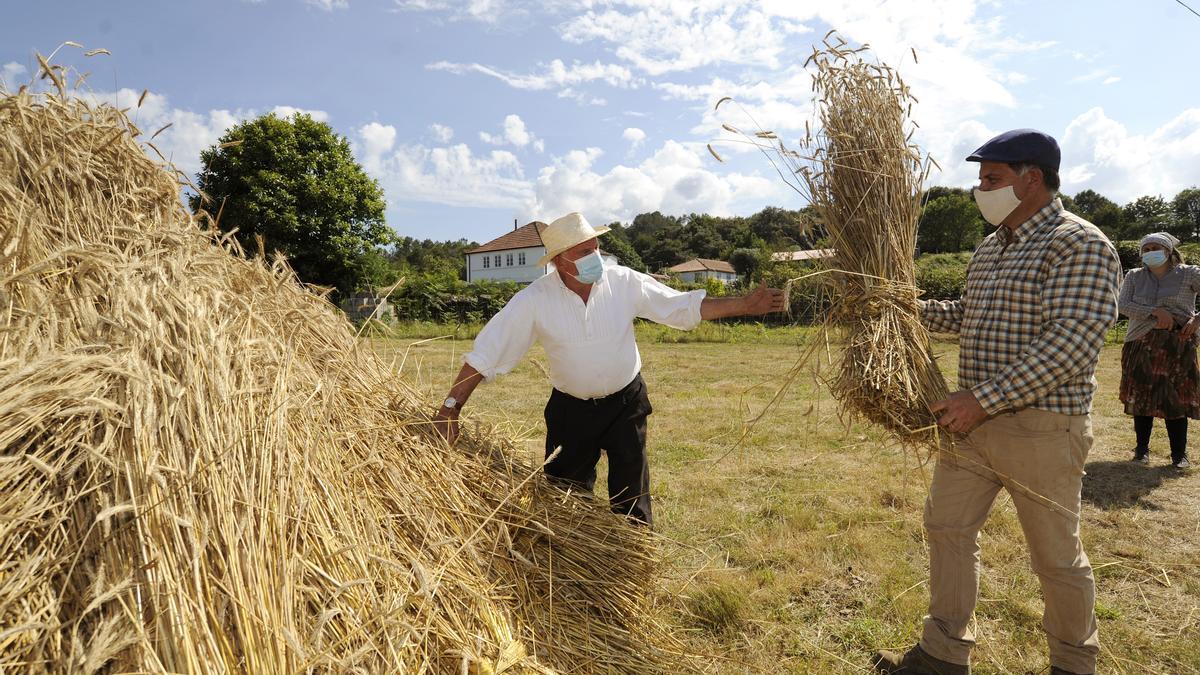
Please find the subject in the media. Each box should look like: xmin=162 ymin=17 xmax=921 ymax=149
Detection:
xmin=770 ymin=248 xmax=837 ymax=263
xmin=465 ymin=220 xmax=618 ymax=283
xmin=666 ymin=258 xmax=739 ymax=284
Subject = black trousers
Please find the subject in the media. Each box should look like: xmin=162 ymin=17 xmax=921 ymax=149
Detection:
xmin=543 ymin=373 xmax=654 ymax=525
xmin=1134 ymin=415 xmax=1188 ymax=461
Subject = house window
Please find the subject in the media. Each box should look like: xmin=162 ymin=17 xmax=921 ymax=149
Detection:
xmin=494 ymin=254 xmax=501 ymax=267
xmin=482 ymin=255 xmax=489 ymax=269
xmin=506 ymin=253 xmax=514 ymax=266
xmin=518 ymin=252 xmax=526 ymax=265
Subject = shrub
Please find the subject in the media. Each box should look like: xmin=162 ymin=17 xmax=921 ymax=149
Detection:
xmin=388 ymin=275 xmax=522 ymax=323
xmin=915 ymin=252 xmax=970 ymax=301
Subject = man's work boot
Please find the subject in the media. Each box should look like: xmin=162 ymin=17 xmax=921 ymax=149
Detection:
xmin=1050 ymin=668 xmax=1092 ymax=675
xmin=871 ymin=644 xmax=969 ymax=674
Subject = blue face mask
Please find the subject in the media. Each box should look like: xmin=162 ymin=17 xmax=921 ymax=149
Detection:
xmin=569 ymin=250 xmax=605 ymax=284
xmin=1142 ymin=250 xmax=1168 ymax=268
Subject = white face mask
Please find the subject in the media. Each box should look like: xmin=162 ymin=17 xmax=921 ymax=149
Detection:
xmin=972 ymin=185 xmax=1022 ymax=226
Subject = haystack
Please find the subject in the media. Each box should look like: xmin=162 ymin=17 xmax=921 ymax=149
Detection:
xmin=0 ymin=62 xmax=691 ymax=672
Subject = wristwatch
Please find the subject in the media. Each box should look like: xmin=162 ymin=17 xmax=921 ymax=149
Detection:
xmin=442 ymin=396 xmax=461 ymax=411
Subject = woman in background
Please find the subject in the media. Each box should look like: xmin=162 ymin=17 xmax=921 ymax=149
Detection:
xmin=1118 ymin=232 xmax=1199 ymax=469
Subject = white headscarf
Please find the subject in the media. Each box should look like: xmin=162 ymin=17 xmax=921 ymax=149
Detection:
xmin=1139 ymin=232 xmax=1180 ymax=252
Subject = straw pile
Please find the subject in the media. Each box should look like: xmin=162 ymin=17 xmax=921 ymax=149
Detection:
xmin=721 ymin=33 xmax=952 ymax=453
xmin=0 ymin=65 xmax=691 ymax=672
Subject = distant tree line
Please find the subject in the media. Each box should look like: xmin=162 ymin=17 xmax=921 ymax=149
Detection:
xmin=917 ymin=186 xmax=1200 ymax=254
xmin=188 ymin=112 xmax=1199 ymax=306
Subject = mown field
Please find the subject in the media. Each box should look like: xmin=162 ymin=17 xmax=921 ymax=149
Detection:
xmin=373 ymin=324 xmax=1199 ymax=674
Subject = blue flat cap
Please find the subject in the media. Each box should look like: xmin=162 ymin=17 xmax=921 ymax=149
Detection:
xmin=966 ymin=128 xmax=1060 ymax=171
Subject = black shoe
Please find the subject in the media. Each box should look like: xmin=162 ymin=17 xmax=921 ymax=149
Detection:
xmin=1132 ymin=447 xmax=1150 ymax=465
xmin=872 ymin=644 xmax=969 ymax=674
xmin=1050 ymin=667 xmax=1092 ymax=675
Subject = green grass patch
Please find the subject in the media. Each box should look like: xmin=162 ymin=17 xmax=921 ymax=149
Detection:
xmin=377 ymin=331 xmax=1200 ymax=674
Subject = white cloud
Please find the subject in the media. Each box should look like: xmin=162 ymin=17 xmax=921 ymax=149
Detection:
xmin=358 ymin=122 xmax=397 ymax=157
xmin=1102 ymin=76 xmax=1121 ymax=86
xmin=429 ymin=123 xmax=454 ymax=142
xmin=1 ymin=62 xmax=27 ymax=91
xmin=306 ymin=0 xmax=349 ymax=10
xmin=1060 ymin=107 xmax=1200 ymax=204
xmin=526 ymin=140 xmax=785 ymax=224
xmin=479 ymin=114 xmax=543 ymax=151
xmin=354 ymin=125 xmax=533 ymax=209
xmin=269 ymin=105 xmax=330 ymax=122
xmin=560 ymin=2 xmax=812 ymax=76
xmin=352 ymin=120 xmax=787 ymax=224
xmin=622 ymin=127 xmax=646 ymax=150
xmin=393 ymin=0 xmax=518 ymax=23
xmin=73 ymin=89 xmax=330 ymax=176
xmin=427 ymin=58 xmax=636 ymax=92
xmin=1070 ymin=68 xmax=1114 ymax=84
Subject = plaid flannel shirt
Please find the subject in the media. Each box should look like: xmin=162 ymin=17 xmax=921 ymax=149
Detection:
xmin=920 ymin=198 xmax=1123 ymax=415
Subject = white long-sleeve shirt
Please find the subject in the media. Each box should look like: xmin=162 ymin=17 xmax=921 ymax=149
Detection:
xmin=463 ymin=264 xmax=706 ymax=399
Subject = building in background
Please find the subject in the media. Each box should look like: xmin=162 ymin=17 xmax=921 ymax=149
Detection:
xmin=666 ymin=258 xmax=738 ymax=284
xmin=339 ymin=293 xmax=396 ymax=322
xmin=770 ymin=248 xmax=837 ymax=263
xmin=465 ymin=220 xmax=617 ymax=283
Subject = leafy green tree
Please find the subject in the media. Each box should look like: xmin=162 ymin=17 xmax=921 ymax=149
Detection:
xmin=390 ymin=236 xmax=475 ymax=281
xmin=685 ymin=222 xmax=727 ymax=259
xmin=190 ymin=112 xmax=394 ymax=298
xmin=1122 ymin=195 xmax=1173 ymax=240
xmin=628 ymin=211 xmax=681 ymax=239
xmin=599 ymin=224 xmax=647 ymax=271
xmin=642 ymin=238 xmax=689 ymax=272
xmin=917 ymin=192 xmax=987 ymax=253
xmin=1172 ymin=187 xmax=1200 ymax=240
xmin=729 ymin=247 xmax=765 ymax=281
xmin=1071 ymin=189 xmax=1125 ymax=238
xmin=748 ymin=206 xmax=810 ymax=248
xmin=921 ymin=186 xmax=970 ymax=206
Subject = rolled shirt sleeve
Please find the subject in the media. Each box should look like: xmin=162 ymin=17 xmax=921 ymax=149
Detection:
xmin=634 ymin=273 xmax=706 ymax=330
xmin=462 ymin=290 xmax=537 ymax=381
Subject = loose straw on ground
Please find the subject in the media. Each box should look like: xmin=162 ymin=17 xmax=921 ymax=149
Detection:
xmin=0 ymin=51 xmax=696 ymax=673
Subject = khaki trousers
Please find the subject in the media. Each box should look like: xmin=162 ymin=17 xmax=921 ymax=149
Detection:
xmin=919 ymin=408 xmax=1100 ymax=673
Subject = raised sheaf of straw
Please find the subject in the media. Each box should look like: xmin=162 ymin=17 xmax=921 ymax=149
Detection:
xmin=0 ymin=46 xmax=701 ymax=674
xmin=716 ymin=32 xmax=954 ymax=457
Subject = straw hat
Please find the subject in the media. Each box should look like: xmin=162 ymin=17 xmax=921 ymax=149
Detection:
xmin=536 ymin=212 xmax=610 ymax=267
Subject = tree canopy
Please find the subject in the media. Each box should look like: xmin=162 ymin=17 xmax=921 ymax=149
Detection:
xmin=190 ymin=112 xmax=394 ymax=298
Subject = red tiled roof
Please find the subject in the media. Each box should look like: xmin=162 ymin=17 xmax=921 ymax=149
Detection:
xmin=466 ymin=221 xmax=548 ymax=254
xmin=666 ymin=258 xmax=736 ymax=274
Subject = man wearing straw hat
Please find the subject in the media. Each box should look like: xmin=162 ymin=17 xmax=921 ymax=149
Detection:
xmin=873 ymin=130 xmax=1122 ymax=675
xmin=432 ymin=212 xmax=786 ymax=525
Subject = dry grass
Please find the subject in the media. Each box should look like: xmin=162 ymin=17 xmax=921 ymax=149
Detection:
xmin=0 ymin=58 xmax=695 ymax=672
xmin=388 ymin=334 xmax=1200 ymax=674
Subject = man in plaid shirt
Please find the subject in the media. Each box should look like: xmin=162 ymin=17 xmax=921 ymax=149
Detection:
xmin=873 ymin=130 xmax=1123 ymax=675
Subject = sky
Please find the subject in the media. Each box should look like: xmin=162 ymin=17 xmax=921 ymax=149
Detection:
xmin=3 ymin=0 xmax=1199 ymax=244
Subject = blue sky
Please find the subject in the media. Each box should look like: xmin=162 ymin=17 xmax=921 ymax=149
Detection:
xmin=3 ymin=0 xmax=1199 ymax=243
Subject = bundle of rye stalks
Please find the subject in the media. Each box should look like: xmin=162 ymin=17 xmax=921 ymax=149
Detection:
xmin=718 ymin=33 xmax=952 ymax=454
xmin=0 ymin=55 xmax=693 ymax=673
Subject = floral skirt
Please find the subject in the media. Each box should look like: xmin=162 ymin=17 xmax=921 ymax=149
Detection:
xmin=1119 ymin=329 xmax=1200 ymax=419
